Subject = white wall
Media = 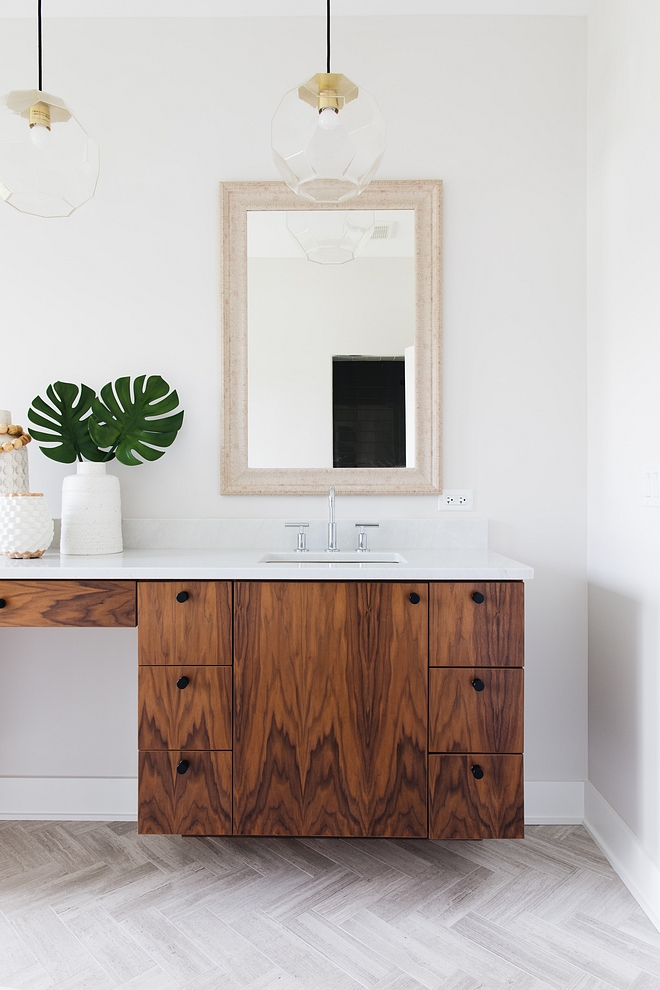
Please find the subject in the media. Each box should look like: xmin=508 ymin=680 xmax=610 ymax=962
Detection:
xmin=0 ymin=15 xmax=587 ymax=811
xmin=586 ymin=0 xmax=660 ymax=923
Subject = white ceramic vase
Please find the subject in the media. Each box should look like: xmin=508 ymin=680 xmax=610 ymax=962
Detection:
xmin=0 ymin=493 xmax=54 ymax=558
xmin=0 ymin=408 xmax=29 ymax=494
xmin=60 ymin=462 xmax=123 ymax=555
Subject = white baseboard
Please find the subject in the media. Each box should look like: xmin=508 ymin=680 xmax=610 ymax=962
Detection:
xmin=0 ymin=776 xmax=583 ymax=825
xmin=0 ymin=777 xmax=137 ymax=821
xmin=584 ymin=781 xmax=660 ymax=933
xmin=524 ymin=780 xmax=585 ymax=824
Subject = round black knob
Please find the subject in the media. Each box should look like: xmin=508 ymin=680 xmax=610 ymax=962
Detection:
xmin=0 ymin=599 xmax=5 ymax=609
xmin=471 ymin=764 xmax=484 ymax=779
xmin=176 ymin=591 xmax=189 ymax=603
xmin=471 ymin=591 xmax=485 ymax=604
xmin=408 ymin=593 xmax=421 ymax=604
xmin=471 ymin=678 xmax=485 ymax=692
xmin=176 ymin=676 xmax=190 ymax=690
xmin=176 ymin=759 xmax=190 ymax=775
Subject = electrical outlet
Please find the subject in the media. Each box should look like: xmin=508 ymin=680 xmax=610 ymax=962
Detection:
xmin=643 ymin=466 xmax=660 ymax=507
xmin=438 ymin=489 xmax=473 ymax=511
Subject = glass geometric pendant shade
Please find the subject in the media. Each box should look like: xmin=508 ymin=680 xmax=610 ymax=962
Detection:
xmin=272 ymin=72 xmax=385 ymax=205
xmin=287 ymin=210 xmax=374 ymax=264
xmin=0 ymin=90 xmax=99 ymax=218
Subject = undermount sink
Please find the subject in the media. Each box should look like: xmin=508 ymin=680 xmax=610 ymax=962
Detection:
xmin=260 ymin=551 xmax=407 ymax=564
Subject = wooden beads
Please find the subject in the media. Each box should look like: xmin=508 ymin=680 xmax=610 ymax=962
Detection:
xmin=0 ymin=425 xmax=31 ymax=453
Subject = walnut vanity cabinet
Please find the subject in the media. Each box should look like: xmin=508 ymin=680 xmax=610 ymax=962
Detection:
xmin=131 ymin=578 xmax=524 ymax=838
xmin=0 ymin=577 xmax=524 ymax=837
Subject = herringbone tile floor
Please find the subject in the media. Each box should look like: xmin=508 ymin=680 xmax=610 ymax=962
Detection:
xmin=0 ymin=823 xmax=658 ymax=990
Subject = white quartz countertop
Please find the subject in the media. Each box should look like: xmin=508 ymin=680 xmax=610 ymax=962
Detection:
xmin=0 ymin=548 xmax=534 ymax=581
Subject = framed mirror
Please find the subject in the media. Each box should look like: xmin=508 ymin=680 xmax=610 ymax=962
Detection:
xmin=220 ymin=180 xmax=442 ymax=494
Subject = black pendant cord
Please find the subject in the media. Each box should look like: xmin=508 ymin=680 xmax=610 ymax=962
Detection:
xmin=38 ymin=0 xmax=43 ymax=92
xmin=326 ymin=0 xmax=331 ymax=73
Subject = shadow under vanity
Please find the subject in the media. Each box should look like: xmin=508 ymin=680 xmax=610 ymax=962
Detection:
xmin=0 ymin=569 xmax=525 ymax=839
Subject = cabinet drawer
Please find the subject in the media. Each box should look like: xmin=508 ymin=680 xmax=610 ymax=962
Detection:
xmin=428 ymin=754 xmax=524 ymax=839
xmin=138 ymin=582 xmax=232 ymax=665
xmin=430 ymin=582 xmax=523 ymax=667
xmin=138 ymin=666 xmax=232 ymax=751
xmin=0 ymin=580 xmax=136 ymax=627
xmin=138 ymin=751 xmax=232 ymax=835
xmin=429 ymin=668 xmax=523 ymax=754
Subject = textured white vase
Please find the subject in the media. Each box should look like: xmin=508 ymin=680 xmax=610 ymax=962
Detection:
xmin=0 ymin=408 xmax=29 ymax=494
xmin=0 ymin=493 xmax=54 ymax=558
xmin=60 ymin=462 xmax=123 ymax=555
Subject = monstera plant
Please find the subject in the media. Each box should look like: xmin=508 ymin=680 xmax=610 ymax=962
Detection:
xmin=28 ymin=376 xmax=184 ymax=465
xmin=27 ymin=376 xmax=184 ymax=556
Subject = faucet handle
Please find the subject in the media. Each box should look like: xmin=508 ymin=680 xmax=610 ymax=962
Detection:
xmin=285 ymin=522 xmax=309 ymax=553
xmin=355 ymin=523 xmax=379 ymax=552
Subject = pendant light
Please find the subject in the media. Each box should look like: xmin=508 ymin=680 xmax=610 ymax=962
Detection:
xmin=271 ymin=0 xmax=385 ymax=204
xmin=286 ymin=210 xmax=374 ymax=264
xmin=0 ymin=0 xmax=99 ymax=218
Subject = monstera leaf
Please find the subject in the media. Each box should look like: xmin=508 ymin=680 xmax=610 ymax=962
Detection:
xmin=88 ymin=375 xmax=184 ymax=466
xmin=28 ymin=382 xmax=107 ymax=463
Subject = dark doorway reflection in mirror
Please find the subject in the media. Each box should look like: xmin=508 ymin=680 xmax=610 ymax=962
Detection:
xmin=332 ymin=356 xmax=406 ymax=468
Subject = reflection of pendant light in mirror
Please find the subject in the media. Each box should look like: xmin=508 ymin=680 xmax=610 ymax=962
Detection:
xmin=0 ymin=0 xmax=99 ymax=218
xmin=272 ymin=0 xmax=385 ymax=204
xmin=287 ymin=211 xmax=374 ymax=264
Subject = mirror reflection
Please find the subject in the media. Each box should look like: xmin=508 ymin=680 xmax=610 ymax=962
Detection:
xmin=247 ymin=209 xmax=415 ymax=470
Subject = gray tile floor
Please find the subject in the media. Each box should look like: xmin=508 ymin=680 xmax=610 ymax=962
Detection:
xmin=0 ymin=823 xmax=658 ymax=990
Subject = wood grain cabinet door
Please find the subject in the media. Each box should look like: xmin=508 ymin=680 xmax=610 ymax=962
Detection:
xmin=138 ymin=582 xmax=232 ymax=665
xmin=0 ymin=580 xmax=136 ymax=627
xmin=429 ymin=668 xmax=523 ymax=754
xmin=138 ymin=751 xmax=232 ymax=835
xmin=429 ymin=754 xmax=524 ymax=839
xmin=430 ymin=582 xmax=524 ymax=667
xmin=138 ymin=666 xmax=232 ymax=751
xmin=233 ymin=581 xmax=428 ymax=837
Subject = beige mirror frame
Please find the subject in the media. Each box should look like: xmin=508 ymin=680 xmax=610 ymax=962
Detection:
xmin=220 ymin=179 xmax=442 ymax=495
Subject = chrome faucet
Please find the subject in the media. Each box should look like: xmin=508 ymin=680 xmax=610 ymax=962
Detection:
xmin=327 ymin=486 xmax=339 ymax=551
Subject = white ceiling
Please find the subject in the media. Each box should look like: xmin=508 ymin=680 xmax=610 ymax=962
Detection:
xmin=0 ymin=0 xmax=596 ymax=16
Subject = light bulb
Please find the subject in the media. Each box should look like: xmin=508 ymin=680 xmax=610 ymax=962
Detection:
xmin=318 ymin=106 xmax=340 ymax=131
xmin=29 ymin=122 xmax=51 ymax=149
